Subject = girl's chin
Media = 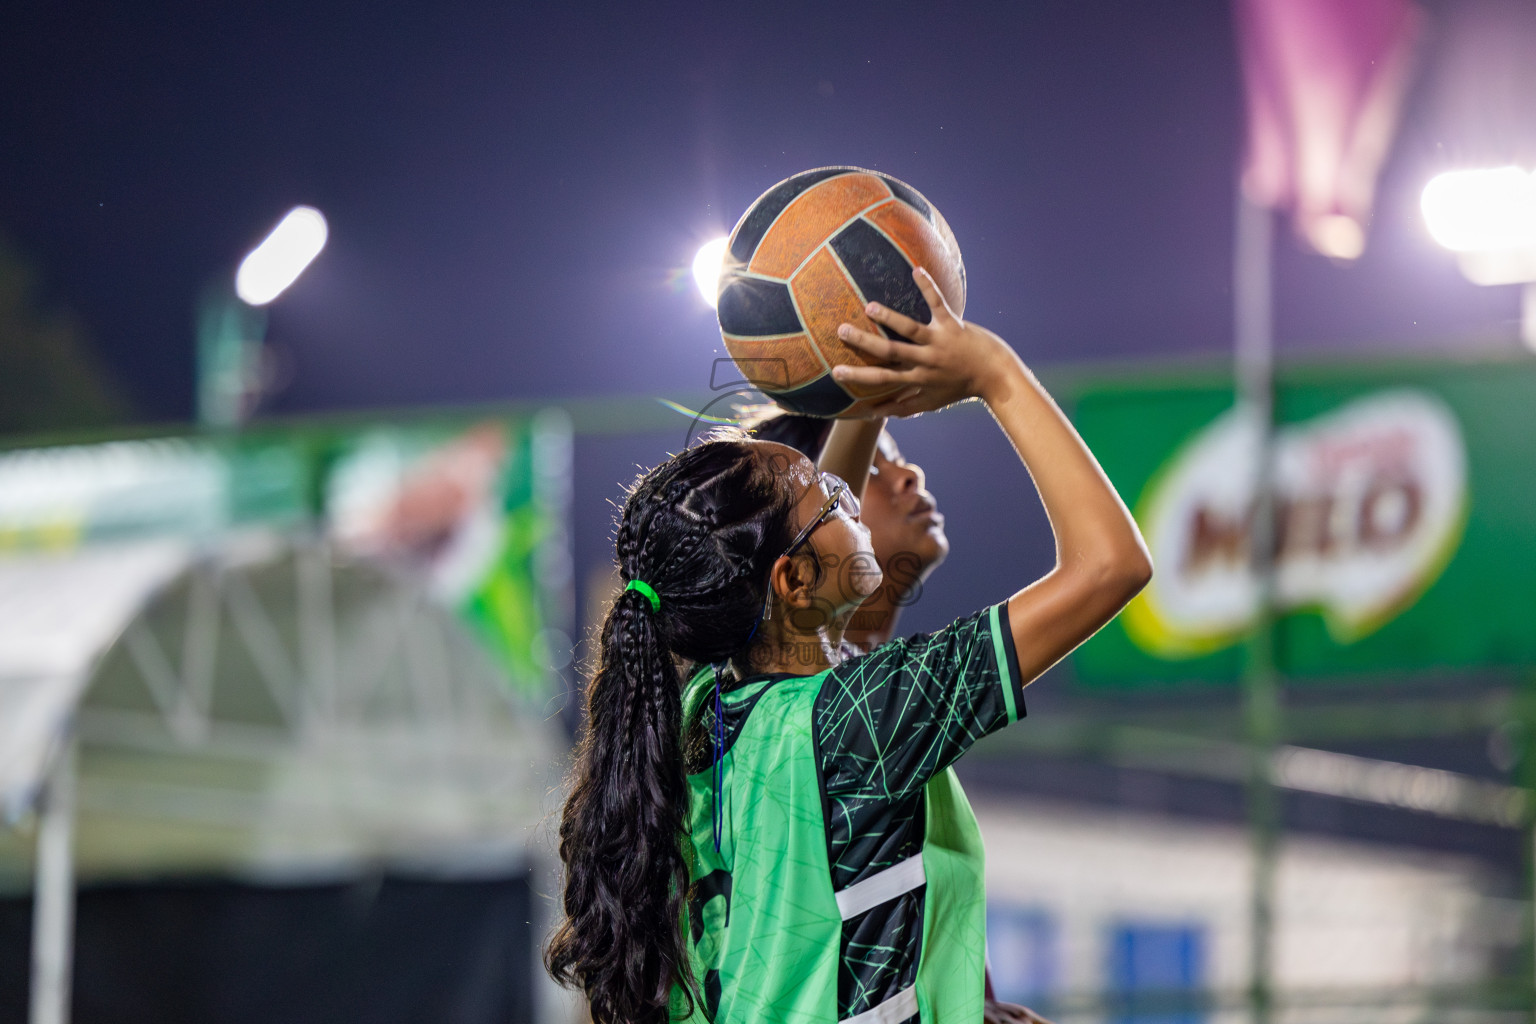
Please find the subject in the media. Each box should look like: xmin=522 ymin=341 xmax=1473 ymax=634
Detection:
xmin=911 ymin=531 xmax=949 ymax=565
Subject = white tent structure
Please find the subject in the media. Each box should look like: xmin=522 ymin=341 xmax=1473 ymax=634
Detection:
xmin=2 ymin=540 xmax=191 ymax=1024
xmin=1 ymin=536 xmax=567 ymax=1024
xmin=0 ymin=418 xmax=573 ymax=1024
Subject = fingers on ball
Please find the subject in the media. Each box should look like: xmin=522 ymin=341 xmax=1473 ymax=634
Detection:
xmin=837 ymin=323 xmax=896 ymax=359
xmin=865 ymin=301 xmax=925 ymax=340
xmin=911 ymin=267 xmax=949 ymax=317
xmin=833 ymin=363 xmax=905 ymax=387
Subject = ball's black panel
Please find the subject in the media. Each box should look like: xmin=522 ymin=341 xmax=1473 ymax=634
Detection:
xmin=729 ymin=167 xmax=853 ymax=264
xmin=877 ymin=174 xmax=932 ymax=222
xmin=768 ymin=372 xmax=855 ymax=417
xmin=716 ymin=273 xmax=803 ymax=337
xmin=829 ymin=219 xmax=931 ymax=337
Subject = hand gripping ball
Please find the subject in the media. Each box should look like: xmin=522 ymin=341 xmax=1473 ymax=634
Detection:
xmin=715 ymin=166 xmax=966 ymax=417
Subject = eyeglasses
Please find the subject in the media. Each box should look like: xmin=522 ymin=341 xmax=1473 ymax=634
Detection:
xmin=783 ymin=472 xmax=860 ymax=559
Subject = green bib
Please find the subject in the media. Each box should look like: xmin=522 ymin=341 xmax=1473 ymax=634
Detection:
xmin=672 ymin=670 xmax=990 ymax=1024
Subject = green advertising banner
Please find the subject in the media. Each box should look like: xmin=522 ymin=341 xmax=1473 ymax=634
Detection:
xmin=321 ymin=414 xmax=573 ymax=696
xmin=1070 ymin=357 xmax=1536 ymax=688
xmin=0 ymin=412 xmax=573 ymax=701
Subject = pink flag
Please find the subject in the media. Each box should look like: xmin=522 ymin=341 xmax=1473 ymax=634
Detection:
xmin=1236 ymin=0 xmax=1423 ymax=259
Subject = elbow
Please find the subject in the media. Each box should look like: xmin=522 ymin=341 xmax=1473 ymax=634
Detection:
xmin=1121 ymin=545 xmax=1154 ymax=597
xmin=1078 ymin=543 xmax=1153 ymax=607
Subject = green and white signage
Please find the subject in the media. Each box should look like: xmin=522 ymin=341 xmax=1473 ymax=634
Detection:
xmin=1070 ymin=358 xmax=1536 ymax=687
xmin=0 ymin=413 xmax=573 ymax=701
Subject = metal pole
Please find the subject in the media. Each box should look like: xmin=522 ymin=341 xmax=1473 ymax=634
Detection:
xmin=1523 ymin=283 xmax=1536 ymax=354
xmin=1517 ymin=670 xmax=1536 ymax=1022
xmin=1529 ymin=793 xmax=1536 ymax=1024
xmin=30 ymin=733 xmax=77 ymax=1024
xmin=297 ymin=537 xmax=338 ymax=731
xmin=1235 ymin=191 xmax=1280 ymax=1024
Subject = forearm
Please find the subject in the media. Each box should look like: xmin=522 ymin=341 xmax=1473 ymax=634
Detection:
xmin=825 ymin=268 xmax=1149 ymax=681
xmin=817 ymin=418 xmax=884 ymax=501
xmin=978 ymin=350 xmax=1151 ymax=679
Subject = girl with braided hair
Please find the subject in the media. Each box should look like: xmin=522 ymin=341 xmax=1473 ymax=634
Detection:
xmin=547 ymin=268 xmax=1151 ymax=1024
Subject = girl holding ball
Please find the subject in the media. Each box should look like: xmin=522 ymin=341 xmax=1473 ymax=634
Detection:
xmin=547 ymin=267 xmax=1151 ymax=1024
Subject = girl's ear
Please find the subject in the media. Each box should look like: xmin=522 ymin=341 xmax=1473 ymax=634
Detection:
xmin=768 ymin=553 xmax=810 ymax=610
xmin=768 ymin=555 xmax=792 ymax=610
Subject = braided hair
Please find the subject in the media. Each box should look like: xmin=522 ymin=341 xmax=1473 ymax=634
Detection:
xmin=741 ymin=404 xmax=833 ymax=461
xmin=545 ymin=438 xmax=798 ymax=1024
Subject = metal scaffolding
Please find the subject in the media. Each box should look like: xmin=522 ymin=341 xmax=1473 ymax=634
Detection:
xmin=3 ymin=533 xmax=566 ymax=1024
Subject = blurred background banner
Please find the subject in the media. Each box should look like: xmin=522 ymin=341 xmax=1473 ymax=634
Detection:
xmin=1070 ymin=356 xmax=1536 ymax=686
xmin=0 ymin=408 xmax=572 ymax=839
xmin=321 ymin=413 xmax=574 ymax=699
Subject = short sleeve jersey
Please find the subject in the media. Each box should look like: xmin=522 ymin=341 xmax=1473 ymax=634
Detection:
xmin=673 ymin=603 xmax=1025 ymax=1024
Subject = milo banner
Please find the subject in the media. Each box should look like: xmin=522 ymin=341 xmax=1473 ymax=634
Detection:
xmin=1070 ymin=358 xmax=1536 ymax=687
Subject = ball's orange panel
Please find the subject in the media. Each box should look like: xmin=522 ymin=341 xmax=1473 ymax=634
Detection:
xmin=721 ymin=333 xmax=824 ymax=391
xmin=790 ymin=248 xmax=898 ymax=400
xmin=749 ymin=173 xmax=892 ymax=279
xmin=864 ymin=200 xmax=967 ymax=315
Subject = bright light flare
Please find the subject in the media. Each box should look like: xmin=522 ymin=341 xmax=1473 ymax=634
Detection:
xmin=1310 ymin=214 xmax=1365 ymax=261
xmin=235 ymin=206 xmax=329 ymax=305
xmin=692 ymin=236 xmax=729 ymax=309
xmin=1421 ymin=167 xmax=1536 ymax=253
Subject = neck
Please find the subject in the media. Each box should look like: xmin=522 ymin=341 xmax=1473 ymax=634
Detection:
xmin=747 ymin=604 xmax=849 ymax=676
xmin=840 ymin=582 xmax=911 ymax=652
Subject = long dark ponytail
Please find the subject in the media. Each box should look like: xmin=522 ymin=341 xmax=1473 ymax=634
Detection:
xmin=545 ymin=438 xmax=797 ymax=1024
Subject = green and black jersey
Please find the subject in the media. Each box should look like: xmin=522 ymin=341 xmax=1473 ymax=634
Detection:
xmin=672 ymin=603 xmax=1026 ymax=1024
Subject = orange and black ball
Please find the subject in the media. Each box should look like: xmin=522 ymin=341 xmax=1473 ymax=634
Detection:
xmin=717 ymin=167 xmax=966 ymax=417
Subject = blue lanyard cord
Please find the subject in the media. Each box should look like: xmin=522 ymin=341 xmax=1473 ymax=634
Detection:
xmin=710 ymin=614 xmax=762 ymax=854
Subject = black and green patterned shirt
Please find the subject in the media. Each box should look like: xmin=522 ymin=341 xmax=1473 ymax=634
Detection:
xmin=676 ymin=603 xmax=1025 ymax=1024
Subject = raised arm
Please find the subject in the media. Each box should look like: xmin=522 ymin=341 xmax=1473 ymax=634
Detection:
xmin=816 ymin=417 xmax=885 ymax=501
xmin=832 ymin=268 xmax=1151 ymax=684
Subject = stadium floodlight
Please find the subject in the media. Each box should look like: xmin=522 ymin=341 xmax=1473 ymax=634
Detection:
xmin=1421 ymin=167 xmax=1536 ymax=253
xmin=235 ymin=206 xmax=329 ymax=306
xmin=692 ymin=237 xmax=729 ymax=309
xmin=1421 ymin=167 xmax=1536 ymax=349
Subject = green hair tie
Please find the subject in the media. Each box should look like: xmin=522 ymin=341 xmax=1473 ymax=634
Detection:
xmin=624 ymin=579 xmax=661 ymax=613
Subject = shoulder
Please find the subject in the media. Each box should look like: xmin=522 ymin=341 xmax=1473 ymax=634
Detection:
xmin=826 ymin=606 xmax=998 ymax=680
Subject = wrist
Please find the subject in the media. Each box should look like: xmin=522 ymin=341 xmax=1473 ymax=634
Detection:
xmin=975 ymin=346 xmax=1031 ymax=407
xmin=831 ymin=416 xmax=886 ymax=435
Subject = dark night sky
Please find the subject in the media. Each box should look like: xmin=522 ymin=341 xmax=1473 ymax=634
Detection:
xmin=3 ymin=0 xmax=1533 ymax=648
xmin=3 ymin=0 xmax=1531 ymax=425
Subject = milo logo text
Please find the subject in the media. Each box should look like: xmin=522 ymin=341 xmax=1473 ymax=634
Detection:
xmin=1124 ymin=391 xmax=1467 ymax=659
